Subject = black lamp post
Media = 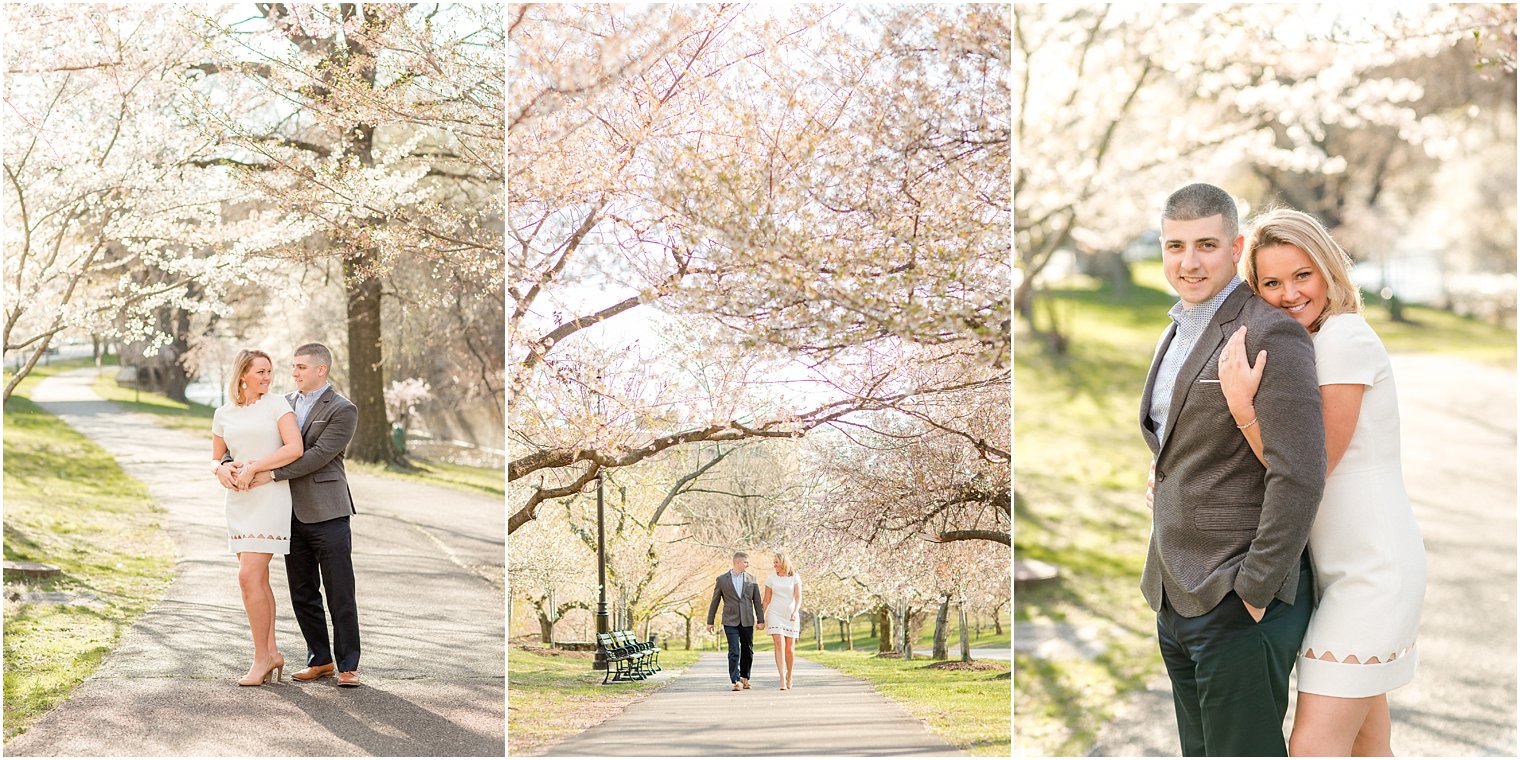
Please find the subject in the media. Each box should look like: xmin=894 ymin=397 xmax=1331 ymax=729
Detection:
xmin=592 ymin=378 xmax=612 ymax=671
xmin=592 ymin=467 xmax=611 ymax=670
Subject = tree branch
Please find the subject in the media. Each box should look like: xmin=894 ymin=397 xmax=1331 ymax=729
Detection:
xmin=933 ymin=530 xmax=1010 ymax=546
xmin=508 ymin=464 xmax=602 ymax=534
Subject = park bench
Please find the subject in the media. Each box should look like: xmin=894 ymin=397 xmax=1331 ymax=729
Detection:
xmin=596 ymin=631 xmax=648 ymax=684
xmin=614 ymin=629 xmax=660 ymax=674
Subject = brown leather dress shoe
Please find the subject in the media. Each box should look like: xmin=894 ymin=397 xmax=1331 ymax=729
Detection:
xmin=292 ymin=663 xmax=336 ymax=682
xmin=337 ymin=671 xmax=361 ymax=688
xmin=740 ymin=677 xmax=751 ymax=689
xmin=731 ymin=682 xmax=742 ymax=691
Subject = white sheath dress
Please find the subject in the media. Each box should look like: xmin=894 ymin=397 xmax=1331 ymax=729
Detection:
xmin=213 ymin=393 xmax=295 ymax=555
xmin=765 ymin=573 xmax=802 ymax=638
xmin=1297 ymin=313 xmax=1427 ymax=697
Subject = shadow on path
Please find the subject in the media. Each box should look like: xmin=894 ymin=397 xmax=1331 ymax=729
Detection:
xmin=538 ymin=652 xmax=965 ymax=757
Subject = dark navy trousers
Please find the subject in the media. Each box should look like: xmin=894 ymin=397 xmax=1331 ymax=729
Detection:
xmin=723 ymin=624 xmax=754 ymax=683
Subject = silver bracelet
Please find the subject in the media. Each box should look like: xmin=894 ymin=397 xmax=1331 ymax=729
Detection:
xmin=1236 ymin=417 xmax=1259 ymax=431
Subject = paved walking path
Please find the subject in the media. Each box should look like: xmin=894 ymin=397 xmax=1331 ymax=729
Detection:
xmin=1090 ymin=353 xmax=1517 ymax=756
xmin=537 ymin=652 xmax=966 ymax=756
xmin=5 ymin=370 xmax=505 ymax=756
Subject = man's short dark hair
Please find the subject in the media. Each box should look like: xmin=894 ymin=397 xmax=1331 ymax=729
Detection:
xmin=1162 ymin=183 xmax=1239 ymax=239
xmin=294 ymin=342 xmax=333 ymax=370
xmin=732 ymin=552 xmax=749 ymax=561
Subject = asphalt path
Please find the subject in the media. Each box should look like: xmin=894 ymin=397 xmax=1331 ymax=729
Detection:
xmin=5 ymin=370 xmax=505 ymax=756
xmin=537 ymin=651 xmax=966 ymax=756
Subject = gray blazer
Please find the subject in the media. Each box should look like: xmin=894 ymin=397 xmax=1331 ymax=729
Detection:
xmin=272 ymin=387 xmax=357 ymax=524
xmin=1140 ymin=287 xmax=1326 ymax=618
xmin=706 ymin=571 xmax=765 ymax=627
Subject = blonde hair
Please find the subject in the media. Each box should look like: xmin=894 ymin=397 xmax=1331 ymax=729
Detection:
xmin=772 ymin=551 xmax=794 ymax=576
xmin=228 ymin=349 xmax=273 ymax=406
xmin=1242 ymin=207 xmax=1363 ymax=333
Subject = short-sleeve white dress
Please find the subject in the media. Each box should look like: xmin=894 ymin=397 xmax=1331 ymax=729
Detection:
xmin=765 ymin=573 xmax=802 ymax=638
xmin=1297 ymin=313 xmax=1427 ymax=697
xmin=213 ymin=393 xmax=295 ymax=555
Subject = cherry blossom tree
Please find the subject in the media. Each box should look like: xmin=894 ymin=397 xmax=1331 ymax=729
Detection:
xmin=384 ymin=376 xmax=431 ymax=432
xmin=3 ymin=4 xmax=250 ymax=399
xmin=180 ymin=3 xmax=503 ymax=461
xmin=5 ymin=4 xmax=505 ymax=438
xmin=1013 ymin=3 xmax=1512 ymax=329
xmin=507 ymin=498 xmax=596 ymax=644
xmin=509 ymin=4 xmax=1009 ymax=533
xmin=799 ymin=343 xmax=1011 ymax=547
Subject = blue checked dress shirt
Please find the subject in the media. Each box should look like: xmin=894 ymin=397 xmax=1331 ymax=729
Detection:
xmin=1148 ymin=278 xmax=1242 ymax=442
xmin=294 ymin=382 xmax=330 ymax=430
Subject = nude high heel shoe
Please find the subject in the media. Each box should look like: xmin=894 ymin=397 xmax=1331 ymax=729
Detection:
xmin=239 ymin=654 xmax=285 ymax=686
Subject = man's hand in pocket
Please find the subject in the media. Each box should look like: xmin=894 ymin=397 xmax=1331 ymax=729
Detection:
xmin=1243 ymin=598 xmax=1266 ymax=623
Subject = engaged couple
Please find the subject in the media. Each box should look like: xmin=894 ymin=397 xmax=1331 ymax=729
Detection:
xmin=706 ymin=551 xmax=805 ymax=692
xmin=210 ymin=343 xmax=364 ymax=689
xmin=1141 ymin=183 xmax=1427 ymax=756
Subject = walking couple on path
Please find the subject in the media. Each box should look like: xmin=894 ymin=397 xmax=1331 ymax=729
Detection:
xmin=1141 ymin=183 xmax=1428 ymax=756
xmin=706 ymin=551 xmax=805 ymax=692
xmin=211 ymin=342 xmax=363 ymax=689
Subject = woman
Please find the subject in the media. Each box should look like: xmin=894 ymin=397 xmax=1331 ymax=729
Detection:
xmin=211 ymin=349 xmax=304 ymax=686
xmin=1218 ymin=208 xmax=1426 ymax=756
xmin=762 ymin=552 xmax=802 ymax=690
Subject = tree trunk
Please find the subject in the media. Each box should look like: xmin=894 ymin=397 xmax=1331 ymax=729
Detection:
xmin=343 ymin=250 xmax=397 ymax=463
xmin=870 ymin=617 xmax=877 ymax=640
xmin=1014 ymin=276 xmax=1036 ymax=323
xmin=537 ymin=611 xmax=556 ymax=644
xmin=813 ymin=612 xmax=823 ymax=651
xmin=932 ymin=593 xmax=950 ymax=660
xmin=877 ymin=605 xmax=894 ymax=653
xmin=993 ymin=599 xmax=1006 ymax=636
xmin=959 ymin=604 xmax=971 ymax=662
xmin=684 ymin=615 xmax=692 ymax=650
xmin=840 ymin=618 xmax=852 ymax=651
xmin=900 ymin=606 xmax=913 ymax=660
xmin=158 ymin=305 xmax=192 ymax=403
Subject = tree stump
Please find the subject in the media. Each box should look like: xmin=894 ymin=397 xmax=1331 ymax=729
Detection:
xmin=3 ymin=561 xmax=61 ymax=581
xmin=1014 ymin=557 xmax=1060 ymax=591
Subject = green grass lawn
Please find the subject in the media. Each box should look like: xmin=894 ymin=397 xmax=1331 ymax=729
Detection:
xmin=799 ymin=649 xmax=1010 ymax=756
xmin=1014 ymin=262 xmax=1516 ymax=755
xmin=85 ymin=358 xmax=223 ymax=436
xmin=507 ymin=644 xmax=702 ymax=755
xmin=1359 ymin=297 xmax=1516 ymax=366
xmin=1013 ymin=271 xmax=1172 ymax=756
xmin=347 ymin=458 xmax=503 ymax=497
xmin=3 ymin=365 xmax=175 ymax=740
xmin=79 ymin=366 xmax=502 ymax=497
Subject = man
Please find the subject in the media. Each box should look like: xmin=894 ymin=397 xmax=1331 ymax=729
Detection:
xmin=705 ymin=552 xmax=765 ymax=692
xmin=1140 ymin=183 xmax=1326 ymax=756
xmin=217 ymin=342 xmax=363 ymax=687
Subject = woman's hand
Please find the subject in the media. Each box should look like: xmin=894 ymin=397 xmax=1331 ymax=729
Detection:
xmin=1217 ymin=326 xmax=1266 ymax=424
xmin=234 ymin=461 xmax=257 ymax=490
xmin=789 ymin=609 xmax=798 ymax=622
xmin=215 ymin=462 xmax=239 ymax=490
xmin=1145 ymin=461 xmax=1155 ymax=511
